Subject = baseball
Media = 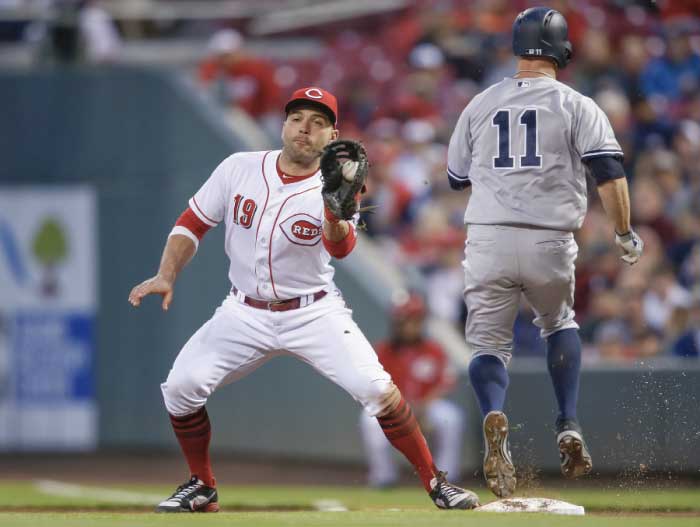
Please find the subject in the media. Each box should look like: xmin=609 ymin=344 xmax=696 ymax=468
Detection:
xmin=341 ymin=160 xmax=359 ymax=182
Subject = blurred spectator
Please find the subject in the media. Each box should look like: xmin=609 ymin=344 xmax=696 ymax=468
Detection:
xmin=390 ymin=119 xmax=437 ymax=197
xmin=579 ymin=288 xmax=623 ymax=346
xmin=574 ymin=204 xmax=621 ymax=318
xmin=413 ymin=11 xmax=486 ymax=83
xmin=362 ymin=134 xmax=413 ymax=237
xmin=592 ymin=269 xmax=664 ymax=362
xmin=26 ymin=0 xmax=120 ymax=63
xmin=78 ymin=0 xmax=121 ymax=63
xmin=38 ymin=0 xmax=81 ymax=63
xmin=673 ymin=119 xmax=700 ymax=180
xmin=661 ymin=0 xmax=700 ymax=19
xmin=637 ymin=149 xmax=687 ymax=217
xmin=670 ymin=211 xmax=700 ymax=275
xmin=595 ymin=89 xmax=635 ymax=160
xmin=632 ymin=97 xmax=676 ymax=153
xmin=573 ymin=29 xmax=619 ymax=95
xmin=341 ymin=77 xmax=381 ymax=129
xmin=359 ymin=293 xmax=463 ymax=486
xmin=680 ymin=242 xmax=700 ymax=291
xmin=617 ymin=35 xmax=649 ymax=103
xmin=472 ymin=0 xmax=517 ymax=36
xmin=381 ymin=45 xmax=446 ymax=124
xmin=480 ymin=35 xmax=518 ymax=88
xmin=0 ymin=0 xmax=26 ymax=42
xmin=671 ymin=291 xmax=700 ymax=358
xmin=198 ymin=29 xmax=280 ymax=121
xmin=640 ymin=24 xmax=700 ymax=110
xmin=630 ymin=174 xmax=678 ymax=247
xmin=643 ymin=265 xmax=692 ymax=334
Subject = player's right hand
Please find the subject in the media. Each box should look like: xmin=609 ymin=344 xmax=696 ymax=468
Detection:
xmin=128 ymin=274 xmax=174 ymax=311
xmin=615 ymin=229 xmax=643 ymax=265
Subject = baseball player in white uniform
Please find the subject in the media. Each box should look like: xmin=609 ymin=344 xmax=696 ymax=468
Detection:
xmin=359 ymin=294 xmax=465 ymax=488
xmin=129 ymin=87 xmax=478 ymax=512
xmin=446 ymin=7 xmax=643 ymax=498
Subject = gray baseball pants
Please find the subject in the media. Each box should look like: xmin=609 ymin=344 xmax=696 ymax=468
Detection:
xmin=462 ymin=224 xmax=579 ymax=366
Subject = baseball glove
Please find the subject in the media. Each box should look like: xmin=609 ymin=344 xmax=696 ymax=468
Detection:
xmin=320 ymin=139 xmax=369 ymax=221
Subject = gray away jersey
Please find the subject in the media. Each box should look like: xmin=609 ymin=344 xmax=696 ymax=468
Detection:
xmin=447 ymin=76 xmax=622 ymax=231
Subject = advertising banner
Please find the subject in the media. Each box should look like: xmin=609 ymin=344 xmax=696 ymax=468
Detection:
xmin=0 ymin=186 xmax=97 ymax=450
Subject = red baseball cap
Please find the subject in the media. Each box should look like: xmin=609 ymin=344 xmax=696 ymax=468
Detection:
xmin=284 ymin=86 xmax=338 ymax=125
xmin=392 ymin=293 xmax=427 ymax=320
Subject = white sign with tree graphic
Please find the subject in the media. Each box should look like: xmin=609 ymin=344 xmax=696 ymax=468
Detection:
xmin=0 ymin=186 xmax=97 ymax=450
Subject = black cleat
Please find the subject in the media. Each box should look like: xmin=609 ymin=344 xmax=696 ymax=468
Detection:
xmin=482 ymin=411 xmax=517 ymax=498
xmin=156 ymin=476 xmax=219 ymax=513
xmin=429 ymin=471 xmax=480 ymax=510
xmin=556 ymin=419 xmax=592 ymax=479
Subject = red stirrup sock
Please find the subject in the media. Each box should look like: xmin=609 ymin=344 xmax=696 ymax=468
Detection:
xmin=169 ymin=406 xmax=216 ymax=487
xmin=377 ymin=397 xmax=437 ymax=492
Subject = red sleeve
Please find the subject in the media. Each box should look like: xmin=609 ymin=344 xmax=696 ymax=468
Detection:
xmin=374 ymin=342 xmax=399 ymax=381
xmin=426 ymin=341 xmax=454 ymax=391
xmin=322 ymin=225 xmax=357 ymax=259
xmin=374 ymin=341 xmax=390 ymax=364
xmin=253 ymin=60 xmax=280 ymax=113
xmin=175 ymin=207 xmax=212 ymax=240
xmin=419 ymin=340 xmax=448 ymax=390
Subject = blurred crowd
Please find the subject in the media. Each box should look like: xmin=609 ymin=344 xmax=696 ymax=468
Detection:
xmin=195 ymin=0 xmax=700 ymax=363
xmin=6 ymin=1 xmax=697 ymax=362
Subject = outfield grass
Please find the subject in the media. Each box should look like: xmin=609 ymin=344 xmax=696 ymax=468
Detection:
xmin=0 ymin=481 xmax=697 ymax=527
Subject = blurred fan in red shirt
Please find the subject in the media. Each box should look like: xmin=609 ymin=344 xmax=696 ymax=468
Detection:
xmin=198 ymin=29 xmax=280 ymax=119
xmin=360 ymin=293 xmax=465 ymax=487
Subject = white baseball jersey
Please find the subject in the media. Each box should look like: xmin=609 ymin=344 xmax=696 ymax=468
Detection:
xmin=160 ymin=154 xmax=394 ymax=421
xmin=172 ymin=150 xmax=345 ymax=300
xmin=447 ymin=76 xmax=622 ymax=231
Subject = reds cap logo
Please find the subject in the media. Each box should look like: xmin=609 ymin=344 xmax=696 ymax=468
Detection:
xmin=304 ymin=88 xmax=324 ymax=99
xmin=285 ymin=86 xmax=338 ymax=125
xmin=280 ymin=214 xmax=322 ymax=246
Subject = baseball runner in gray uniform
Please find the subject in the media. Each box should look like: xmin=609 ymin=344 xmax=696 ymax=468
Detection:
xmin=446 ymin=7 xmax=644 ymax=498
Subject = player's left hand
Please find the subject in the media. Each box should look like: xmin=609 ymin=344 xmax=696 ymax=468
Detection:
xmin=615 ymin=229 xmax=643 ymax=265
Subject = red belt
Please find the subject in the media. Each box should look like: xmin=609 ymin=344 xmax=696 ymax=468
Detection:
xmin=232 ymin=287 xmax=327 ymax=312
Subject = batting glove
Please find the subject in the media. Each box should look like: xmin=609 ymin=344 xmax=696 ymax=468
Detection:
xmin=615 ymin=229 xmax=644 ymax=265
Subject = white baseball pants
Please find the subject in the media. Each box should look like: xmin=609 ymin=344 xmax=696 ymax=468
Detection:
xmin=161 ymin=290 xmax=393 ymax=417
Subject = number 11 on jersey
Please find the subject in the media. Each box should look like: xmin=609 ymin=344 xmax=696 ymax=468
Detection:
xmin=492 ymin=109 xmax=542 ymax=169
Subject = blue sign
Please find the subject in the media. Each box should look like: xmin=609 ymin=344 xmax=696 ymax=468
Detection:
xmin=13 ymin=312 xmax=95 ymax=403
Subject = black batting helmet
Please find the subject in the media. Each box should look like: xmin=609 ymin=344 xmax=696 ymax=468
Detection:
xmin=512 ymin=7 xmax=572 ymax=69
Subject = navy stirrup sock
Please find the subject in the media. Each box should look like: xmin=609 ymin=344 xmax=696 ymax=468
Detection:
xmin=468 ymin=355 xmax=509 ymax=418
xmin=546 ymin=328 xmax=582 ymax=423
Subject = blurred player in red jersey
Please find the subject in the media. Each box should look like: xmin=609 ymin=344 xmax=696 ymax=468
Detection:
xmin=198 ymin=29 xmax=280 ymax=119
xmin=360 ymin=293 xmax=464 ymax=487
